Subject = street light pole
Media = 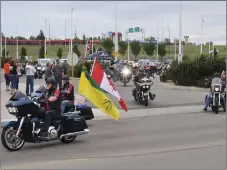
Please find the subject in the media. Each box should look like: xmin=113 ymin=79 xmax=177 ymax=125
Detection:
xmin=44 ymin=18 xmax=47 ymax=58
xmin=178 ymin=1 xmax=183 ymax=64
xmin=16 ymin=28 xmax=19 ymax=59
xmin=165 ymin=26 xmax=170 ymax=56
xmin=200 ymin=14 xmax=204 ymax=54
xmin=174 ymin=38 xmax=177 ymax=60
xmin=65 ymin=20 xmax=67 ymax=46
xmin=161 ymin=16 xmax=163 ymax=42
xmin=156 ymin=22 xmax=159 ymax=62
xmin=49 ymin=13 xmax=51 ymax=45
xmin=114 ymin=2 xmax=118 ymax=58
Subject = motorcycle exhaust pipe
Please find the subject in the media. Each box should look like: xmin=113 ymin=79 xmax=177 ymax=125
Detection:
xmin=60 ymin=129 xmax=89 ymax=139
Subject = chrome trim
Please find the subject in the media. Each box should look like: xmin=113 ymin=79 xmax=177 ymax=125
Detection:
xmin=16 ymin=117 xmax=25 ymax=137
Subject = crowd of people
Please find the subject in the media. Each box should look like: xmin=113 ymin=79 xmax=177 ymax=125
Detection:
xmin=3 ymin=58 xmax=66 ymax=97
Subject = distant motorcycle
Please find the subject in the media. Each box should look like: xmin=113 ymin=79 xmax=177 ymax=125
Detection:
xmin=120 ymin=67 xmax=132 ymax=87
xmin=132 ymin=77 xmax=156 ymax=106
xmin=34 ymin=65 xmax=45 ymax=79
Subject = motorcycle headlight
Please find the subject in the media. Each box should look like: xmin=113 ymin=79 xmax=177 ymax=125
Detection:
xmin=41 ymin=68 xmax=45 ymax=71
xmin=146 ymin=86 xmax=149 ymax=88
xmin=215 ymin=88 xmax=220 ymax=92
xmin=143 ymin=86 xmax=146 ymax=89
xmin=122 ymin=69 xmax=130 ymax=75
xmin=7 ymin=107 xmax=18 ymax=113
xmin=37 ymin=67 xmax=41 ymax=69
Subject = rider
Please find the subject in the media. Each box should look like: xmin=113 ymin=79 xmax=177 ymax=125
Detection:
xmin=133 ymin=69 xmax=146 ymax=86
xmin=60 ymin=75 xmax=75 ymax=113
xmin=38 ymin=77 xmax=61 ymax=136
xmin=203 ymin=72 xmax=226 ymax=111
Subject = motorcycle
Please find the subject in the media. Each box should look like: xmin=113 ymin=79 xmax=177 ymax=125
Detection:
xmin=120 ymin=67 xmax=132 ymax=87
xmin=160 ymin=64 xmax=171 ymax=82
xmin=34 ymin=65 xmax=45 ymax=79
xmin=205 ymin=78 xmax=226 ymax=114
xmin=1 ymin=91 xmax=89 ymax=151
xmin=31 ymin=86 xmax=94 ymax=120
xmin=132 ymin=77 xmax=156 ymax=106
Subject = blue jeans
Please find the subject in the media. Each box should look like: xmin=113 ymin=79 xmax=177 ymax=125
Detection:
xmin=9 ymin=75 xmax=17 ymax=89
xmin=26 ymin=75 xmax=34 ymax=96
xmin=54 ymin=75 xmax=62 ymax=89
xmin=15 ymin=75 xmax=19 ymax=90
xmin=204 ymin=93 xmax=226 ymax=109
xmin=61 ymin=100 xmax=73 ymax=113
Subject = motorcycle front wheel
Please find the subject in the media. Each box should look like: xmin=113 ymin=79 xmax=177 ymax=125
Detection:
xmin=1 ymin=127 xmax=25 ymax=151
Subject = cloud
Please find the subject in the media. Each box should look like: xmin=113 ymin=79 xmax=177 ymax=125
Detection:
xmin=1 ymin=1 xmax=226 ymax=45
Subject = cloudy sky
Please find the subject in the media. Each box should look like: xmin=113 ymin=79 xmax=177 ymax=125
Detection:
xmin=1 ymin=1 xmax=226 ymax=45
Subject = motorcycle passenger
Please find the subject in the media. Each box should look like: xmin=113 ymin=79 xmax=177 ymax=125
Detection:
xmin=38 ymin=77 xmax=61 ymax=136
xmin=60 ymin=75 xmax=75 ymax=113
xmin=203 ymin=73 xmax=226 ymax=111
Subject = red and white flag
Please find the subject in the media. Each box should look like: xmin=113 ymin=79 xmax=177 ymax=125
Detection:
xmin=91 ymin=59 xmax=128 ymax=112
xmin=86 ymin=39 xmax=92 ymax=52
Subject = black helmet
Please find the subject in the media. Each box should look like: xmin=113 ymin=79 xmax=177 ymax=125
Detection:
xmin=46 ymin=77 xmax=57 ymax=86
xmin=62 ymin=75 xmax=70 ymax=81
xmin=213 ymin=72 xmax=220 ymax=78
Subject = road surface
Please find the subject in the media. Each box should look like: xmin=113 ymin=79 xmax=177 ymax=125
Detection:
xmin=1 ymin=111 xmax=225 ymax=169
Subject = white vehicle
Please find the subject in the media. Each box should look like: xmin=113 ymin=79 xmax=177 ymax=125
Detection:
xmin=37 ymin=59 xmax=54 ymax=67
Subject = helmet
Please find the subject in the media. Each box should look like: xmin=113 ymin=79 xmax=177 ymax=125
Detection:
xmin=46 ymin=77 xmax=57 ymax=86
xmin=62 ymin=75 xmax=70 ymax=81
xmin=213 ymin=72 xmax=220 ymax=78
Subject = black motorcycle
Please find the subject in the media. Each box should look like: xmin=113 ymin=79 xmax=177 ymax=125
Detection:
xmin=31 ymin=86 xmax=94 ymax=120
xmin=132 ymin=77 xmax=156 ymax=106
xmin=34 ymin=64 xmax=45 ymax=79
xmin=1 ymin=91 xmax=89 ymax=151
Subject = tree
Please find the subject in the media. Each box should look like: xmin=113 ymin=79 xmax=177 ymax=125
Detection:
xmin=214 ymin=48 xmax=218 ymax=58
xmin=20 ymin=47 xmax=27 ymax=57
xmin=57 ymin=48 xmax=63 ymax=59
xmin=10 ymin=36 xmax=14 ymax=39
xmin=36 ymin=30 xmax=45 ymax=40
xmin=18 ymin=36 xmax=26 ymax=40
xmin=145 ymin=36 xmax=156 ymax=41
xmin=97 ymin=36 xmax=101 ymax=40
xmin=118 ymin=41 xmax=127 ymax=58
xmin=73 ymin=45 xmax=81 ymax=57
xmin=158 ymin=43 xmax=167 ymax=61
xmin=29 ymin=36 xmax=36 ymax=40
xmin=205 ymin=41 xmax=213 ymax=45
xmin=39 ymin=45 xmax=45 ymax=58
xmin=82 ymin=34 xmax=86 ymax=45
xmin=142 ymin=42 xmax=156 ymax=57
xmin=1 ymin=32 xmax=4 ymax=38
xmin=102 ymin=39 xmax=114 ymax=55
xmin=130 ymin=40 xmax=141 ymax=61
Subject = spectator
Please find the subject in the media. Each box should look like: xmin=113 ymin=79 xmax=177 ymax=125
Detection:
xmin=52 ymin=59 xmax=64 ymax=88
xmin=15 ymin=62 xmax=20 ymax=91
xmin=3 ymin=59 xmax=11 ymax=91
xmin=25 ymin=61 xmax=36 ymax=96
xmin=45 ymin=63 xmax=53 ymax=83
xmin=9 ymin=60 xmax=18 ymax=95
xmin=62 ymin=60 xmax=68 ymax=75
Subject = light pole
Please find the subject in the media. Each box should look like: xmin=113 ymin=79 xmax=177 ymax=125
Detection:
xmin=65 ymin=20 xmax=67 ymax=46
xmin=16 ymin=28 xmax=19 ymax=59
xmin=4 ymin=35 xmax=6 ymax=57
xmin=114 ymin=2 xmax=118 ymax=58
xmin=178 ymin=1 xmax=183 ymax=64
xmin=212 ymin=31 xmax=214 ymax=56
xmin=200 ymin=14 xmax=204 ymax=54
xmin=161 ymin=16 xmax=163 ymax=42
xmin=49 ymin=13 xmax=51 ymax=45
xmin=44 ymin=18 xmax=47 ymax=58
xmin=156 ymin=22 xmax=159 ymax=62
xmin=165 ymin=26 xmax=170 ymax=56
xmin=174 ymin=38 xmax=177 ymax=60
xmin=127 ymin=31 xmax=130 ymax=61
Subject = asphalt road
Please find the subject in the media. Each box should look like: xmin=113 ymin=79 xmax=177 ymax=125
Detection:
xmin=1 ymin=74 xmax=205 ymax=110
xmin=1 ymin=111 xmax=225 ymax=169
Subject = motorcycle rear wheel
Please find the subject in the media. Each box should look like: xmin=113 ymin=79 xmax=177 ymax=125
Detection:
xmin=1 ymin=127 xmax=25 ymax=151
xmin=60 ymin=136 xmax=76 ymax=144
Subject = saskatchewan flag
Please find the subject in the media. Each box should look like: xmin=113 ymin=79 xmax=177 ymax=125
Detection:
xmin=78 ymin=70 xmax=120 ymax=120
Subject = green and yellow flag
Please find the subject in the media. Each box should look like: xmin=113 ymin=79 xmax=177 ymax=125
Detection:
xmin=78 ymin=71 xmax=120 ymax=120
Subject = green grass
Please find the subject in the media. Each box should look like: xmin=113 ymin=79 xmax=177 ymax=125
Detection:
xmin=4 ymin=44 xmax=226 ymax=61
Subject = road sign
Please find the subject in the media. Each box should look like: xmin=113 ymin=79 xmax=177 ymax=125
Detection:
xmin=134 ymin=27 xmax=140 ymax=32
xmin=67 ymin=53 xmax=78 ymax=66
xmin=114 ymin=51 xmax=118 ymax=57
xmin=128 ymin=28 xmax=133 ymax=33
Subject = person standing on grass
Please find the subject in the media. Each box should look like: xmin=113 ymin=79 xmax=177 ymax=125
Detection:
xmin=52 ymin=59 xmax=64 ymax=88
xmin=9 ymin=60 xmax=18 ymax=95
xmin=3 ymin=59 xmax=11 ymax=91
xmin=25 ymin=61 xmax=36 ymax=96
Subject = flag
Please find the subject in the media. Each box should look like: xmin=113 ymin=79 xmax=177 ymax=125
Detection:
xmin=91 ymin=59 xmax=128 ymax=112
xmin=78 ymin=70 xmax=120 ymax=120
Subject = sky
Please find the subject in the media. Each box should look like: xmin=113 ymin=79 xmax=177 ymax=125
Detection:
xmin=1 ymin=1 xmax=226 ymax=45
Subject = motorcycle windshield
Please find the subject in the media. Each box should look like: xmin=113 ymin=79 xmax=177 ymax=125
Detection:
xmin=211 ymin=78 xmax=222 ymax=86
xmin=9 ymin=91 xmax=29 ymax=101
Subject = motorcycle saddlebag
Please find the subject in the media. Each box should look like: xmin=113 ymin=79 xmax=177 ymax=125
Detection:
xmin=62 ymin=112 xmax=88 ymax=133
xmin=76 ymin=104 xmax=94 ymax=120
